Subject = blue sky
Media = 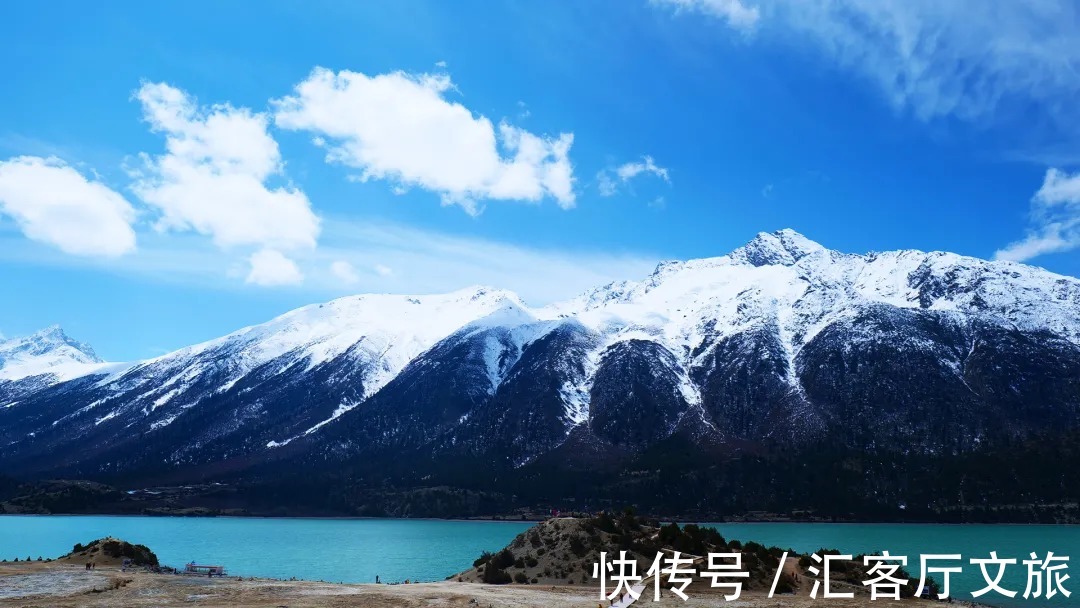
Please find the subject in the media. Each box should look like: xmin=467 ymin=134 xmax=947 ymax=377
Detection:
xmin=1 ymin=0 xmax=1079 ymax=360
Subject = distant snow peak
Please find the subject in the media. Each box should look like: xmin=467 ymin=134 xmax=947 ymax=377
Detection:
xmin=730 ymin=229 xmax=825 ymax=267
xmin=9 ymin=325 xmax=101 ymax=362
xmin=0 ymin=325 xmax=109 ymax=382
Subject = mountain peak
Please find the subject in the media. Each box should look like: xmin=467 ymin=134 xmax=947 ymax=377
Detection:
xmin=730 ymin=229 xmax=825 ymax=267
xmin=30 ymin=324 xmax=67 ymax=341
xmin=0 ymin=325 xmax=104 ymax=382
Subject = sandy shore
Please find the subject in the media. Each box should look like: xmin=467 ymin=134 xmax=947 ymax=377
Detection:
xmin=0 ymin=561 xmax=955 ymax=608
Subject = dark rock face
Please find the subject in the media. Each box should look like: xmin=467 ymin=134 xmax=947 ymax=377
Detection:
xmin=691 ymin=323 xmax=817 ymax=442
xmin=588 ymin=340 xmax=689 ymax=449
xmin=797 ymin=305 xmax=981 ymax=452
xmin=318 ymin=325 xmax=518 ymax=454
xmin=960 ymin=322 xmax=1080 ymax=433
xmin=449 ymin=321 xmax=597 ymax=466
xmin=796 ymin=305 xmax=1080 ymax=452
xmin=0 ymin=343 xmax=376 ymax=477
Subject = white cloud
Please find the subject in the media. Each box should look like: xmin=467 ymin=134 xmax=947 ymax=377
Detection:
xmin=597 ymin=171 xmax=618 ymax=197
xmin=131 ymin=82 xmax=321 ymax=252
xmin=246 ymin=248 xmax=303 ymax=286
xmin=313 ymin=219 xmax=658 ymax=304
xmin=597 ymin=155 xmax=671 ymax=197
xmin=0 ymin=156 xmax=136 ymax=257
xmin=0 ymin=215 xmax=659 ymax=303
xmin=330 ymin=259 xmax=360 ymax=285
xmin=653 ymin=0 xmax=760 ymax=31
xmin=616 ymin=156 xmax=670 ymax=183
xmin=272 ymin=67 xmax=576 ymax=214
xmin=662 ymin=1 xmax=1080 ymax=125
xmin=995 ymin=168 xmax=1080 ymax=262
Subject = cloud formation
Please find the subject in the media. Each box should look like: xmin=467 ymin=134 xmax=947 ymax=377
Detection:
xmin=247 ymin=248 xmax=303 ymax=286
xmin=330 ymin=259 xmax=360 ymax=285
xmin=0 ymin=156 xmax=136 ymax=257
xmin=653 ymin=0 xmax=760 ymax=31
xmin=0 ymin=217 xmax=658 ymax=304
xmin=314 ymin=220 xmax=658 ymax=303
xmin=597 ymin=155 xmax=671 ymax=197
xmin=661 ymin=1 xmax=1080 ymax=125
xmin=273 ymin=68 xmax=575 ymax=214
xmin=995 ymin=168 xmax=1080 ymax=262
xmin=131 ymin=82 xmax=320 ymax=284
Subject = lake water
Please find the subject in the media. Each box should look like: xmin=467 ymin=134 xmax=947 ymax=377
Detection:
xmin=714 ymin=522 xmax=1079 ymax=608
xmin=0 ymin=516 xmax=531 ymax=584
xmin=0 ymin=516 xmax=1076 ymax=606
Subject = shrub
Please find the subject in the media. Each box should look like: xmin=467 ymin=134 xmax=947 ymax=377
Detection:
xmin=591 ymin=511 xmax=617 ymax=534
xmin=490 ymin=549 xmax=515 ymax=570
xmin=482 ymin=564 xmax=512 ymax=584
xmin=100 ymin=540 xmax=158 ymax=567
xmin=525 ymin=555 xmax=538 ymax=568
xmin=659 ymin=522 xmax=681 ymax=545
xmin=774 ymin=574 xmax=795 ymax=594
xmin=473 ymin=551 xmax=493 ymax=568
xmin=513 ymin=571 xmax=528 ymax=584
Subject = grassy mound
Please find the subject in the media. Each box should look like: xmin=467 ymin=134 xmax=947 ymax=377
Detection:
xmin=60 ymin=537 xmax=159 ymax=567
xmin=454 ymin=510 xmax=939 ymax=599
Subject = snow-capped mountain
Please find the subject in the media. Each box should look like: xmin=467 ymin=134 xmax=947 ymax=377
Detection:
xmin=0 ymin=326 xmax=123 ymax=407
xmin=0 ymin=288 xmax=534 ymax=471
xmin=0 ymin=325 xmax=108 ymax=382
xmin=1 ymin=230 xmax=1078 ymax=492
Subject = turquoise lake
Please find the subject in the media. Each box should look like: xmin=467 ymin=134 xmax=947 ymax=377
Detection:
xmin=0 ymin=516 xmax=1076 ymax=606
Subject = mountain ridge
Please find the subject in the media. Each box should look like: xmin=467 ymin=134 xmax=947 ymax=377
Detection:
xmin=0 ymin=229 xmax=1077 ymax=519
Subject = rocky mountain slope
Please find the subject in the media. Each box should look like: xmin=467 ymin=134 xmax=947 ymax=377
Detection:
xmin=1 ymin=230 xmax=1078 ymax=517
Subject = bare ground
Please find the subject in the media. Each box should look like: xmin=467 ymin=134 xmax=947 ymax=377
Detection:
xmin=0 ymin=561 xmax=955 ymax=608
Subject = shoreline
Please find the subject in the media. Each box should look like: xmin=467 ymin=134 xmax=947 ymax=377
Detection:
xmin=0 ymin=512 xmax=1076 ymax=526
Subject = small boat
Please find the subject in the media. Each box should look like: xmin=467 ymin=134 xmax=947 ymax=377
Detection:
xmin=184 ymin=562 xmax=227 ymax=577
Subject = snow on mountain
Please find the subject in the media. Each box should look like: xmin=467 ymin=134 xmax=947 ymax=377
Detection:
xmin=3 ymin=229 xmax=1079 ymax=479
xmin=547 ymin=229 xmax=1080 ymax=374
xmin=0 ymin=325 xmax=114 ymax=383
xmin=134 ymin=285 xmax=531 ymax=401
xmin=12 ymin=287 xmax=535 ymax=451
